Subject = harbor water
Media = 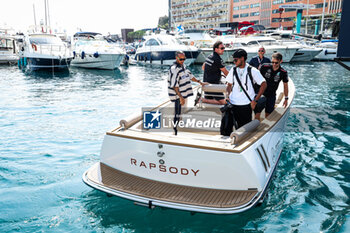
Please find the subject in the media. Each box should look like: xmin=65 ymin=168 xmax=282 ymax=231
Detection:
xmin=0 ymin=62 xmax=349 ymax=232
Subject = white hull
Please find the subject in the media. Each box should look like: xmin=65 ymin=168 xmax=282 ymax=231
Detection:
xmin=71 ymin=53 xmax=125 ymax=69
xmin=134 ymin=57 xmax=196 ymax=66
xmin=314 ymin=48 xmax=337 ymax=61
xmin=0 ymin=54 xmax=18 ymax=64
xmin=291 ymin=48 xmax=323 ymax=62
xmin=83 ymin=79 xmax=295 ymax=214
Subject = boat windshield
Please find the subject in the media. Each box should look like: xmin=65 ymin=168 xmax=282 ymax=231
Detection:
xmin=0 ymin=38 xmax=13 ymax=49
xmin=29 ymin=36 xmax=63 ymax=45
xmin=157 ymin=37 xmax=184 ymax=45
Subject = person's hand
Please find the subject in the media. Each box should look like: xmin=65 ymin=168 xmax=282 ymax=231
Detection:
xmin=283 ymin=99 xmax=288 ymax=108
xmin=201 ymin=82 xmax=209 ymax=86
xmin=180 ymin=96 xmax=185 ymax=106
xmin=251 ymin=100 xmax=257 ymax=110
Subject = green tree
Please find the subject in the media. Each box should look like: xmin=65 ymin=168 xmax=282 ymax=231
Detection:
xmin=158 ymin=15 xmax=169 ymax=30
xmin=127 ymin=30 xmax=145 ymax=40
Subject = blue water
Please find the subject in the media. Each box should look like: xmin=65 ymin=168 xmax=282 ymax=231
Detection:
xmin=0 ymin=62 xmax=349 ymax=232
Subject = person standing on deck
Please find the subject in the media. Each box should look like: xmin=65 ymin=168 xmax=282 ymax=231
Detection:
xmin=168 ymin=51 xmax=205 ymax=135
xmin=248 ymin=46 xmax=271 ymax=69
xmin=226 ymin=49 xmax=267 ymax=128
xmin=255 ymin=52 xmax=289 ymax=120
xmin=199 ymin=41 xmax=229 ymax=105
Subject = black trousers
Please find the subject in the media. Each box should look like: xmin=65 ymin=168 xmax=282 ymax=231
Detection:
xmin=232 ymin=104 xmax=252 ymax=129
xmin=173 ymin=99 xmax=182 ymax=135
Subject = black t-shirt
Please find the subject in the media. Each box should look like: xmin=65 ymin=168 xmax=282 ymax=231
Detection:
xmin=203 ymin=52 xmax=225 ymax=84
xmin=260 ymin=64 xmax=288 ymax=97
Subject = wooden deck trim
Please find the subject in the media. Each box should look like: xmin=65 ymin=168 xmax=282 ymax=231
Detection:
xmin=87 ymin=163 xmax=259 ymax=209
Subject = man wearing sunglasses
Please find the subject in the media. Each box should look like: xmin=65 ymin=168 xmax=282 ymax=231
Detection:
xmin=257 ymin=53 xmax=289 ymax=120
xmin=200 ymin=41 xmax=229 ymax=105
xmin=248 ymin=46 xmax=271 ymax=70
xmin=226 ymin=49 xmax=267 ymax=128
xmin=168 ymin=51 xmax=205 ymax=135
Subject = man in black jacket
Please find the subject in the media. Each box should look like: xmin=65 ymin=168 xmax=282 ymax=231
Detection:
xmin=200 ymin=41 xmax=229 ymax=105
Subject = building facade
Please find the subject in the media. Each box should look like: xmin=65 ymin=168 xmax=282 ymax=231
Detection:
xmin=231 ymin=0 xmax=342 ymax=30
xmin=170 ymin=0 xmax=231 ymax=30
xmin=170 ymin=0 xmax=342 ymax=32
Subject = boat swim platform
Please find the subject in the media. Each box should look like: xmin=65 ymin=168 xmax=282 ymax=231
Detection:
xmin=84 ymin=162 xmax=259 ymax=212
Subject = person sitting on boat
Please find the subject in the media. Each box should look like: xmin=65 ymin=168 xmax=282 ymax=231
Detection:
xmin=168 ymin=51 xmax=206 ymax=135
xmin=226 ymin=49 xmax=267 ymax=129
xmin=254 ymin=53 xmax=289 ymax=120
xmin=198 ymin=41 xmax=229 ymax=105
xmin=248 ymin=46 xmax=271 ymax=70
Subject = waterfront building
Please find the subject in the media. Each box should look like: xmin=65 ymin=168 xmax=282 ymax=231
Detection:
xmin=170 ymin=0 xmax=231 ymax=30
xmin=231 ymin=0 xmax=342 ymax=32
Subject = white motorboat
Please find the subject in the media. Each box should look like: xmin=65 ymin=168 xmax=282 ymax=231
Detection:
xmin=224 ymin=37 xmax=298 ymax=63
xmin=71 ymin=32 xmax=126 ymax=70
xmin=134 ymin=34 xmax=200 ymax=66
xmin=83 ymin=79 xmax=295 ymax=214
xmin=314 ymin=41 xmax=338 ymax=61
xmin=278 ymin=40 xmax=322 ymax=62
xmin=0 ymin=31 xmax=18 ymax=64
xmin=18 ymin=33 xmax=72 ymax=70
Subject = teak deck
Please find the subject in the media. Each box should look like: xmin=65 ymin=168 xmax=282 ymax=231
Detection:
xmin=87 ymin=163 xmax=258 ymax=208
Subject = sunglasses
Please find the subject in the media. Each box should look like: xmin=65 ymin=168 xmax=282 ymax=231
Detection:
xmin=258 ymin=50 xmax=265 ymax=52
xmin=233 ymin=58 xmax=239 ymax=62
xmin=219 ymin=47 xmax=225 ymax=50
xmin=178 ymin=58 xmax=186 ymax=61
xmin=271 ymin=61 xmax=279 ymax=64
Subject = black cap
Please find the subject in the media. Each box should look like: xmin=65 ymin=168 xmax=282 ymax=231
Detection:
xmin=233 ymin=49 xmax=247 ymax=60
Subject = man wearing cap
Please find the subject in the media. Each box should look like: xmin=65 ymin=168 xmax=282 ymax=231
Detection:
xmin=248 ymin=46 xmax=271 ymax=69
xmin=168 ymin=51 xmax=204 ymax=135
xmin=226 ymin=49 xmax=267 ymax=128
xmin=199 ymin=41 xmax=229 ymax=105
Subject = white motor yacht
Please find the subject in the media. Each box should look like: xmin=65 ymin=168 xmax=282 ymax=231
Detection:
xmin=71 ymin=32 xmax=126 ymax=70
xmin=18 ymin=33 xmax=72 ymax=70
xmin=225 ymin=37 xmax=298 ymax=63
xmin=314 ymin=40 xmax=338 ymax=61
xmin=83 ymin=79 xmax=295 ymax=214
xmin=0 ymin=33 xmax=18 ymax=64
xmin=279 ymin=40 xmax=322 ymax=62
xmin=134 ymin=34 xmax=200 ymax=66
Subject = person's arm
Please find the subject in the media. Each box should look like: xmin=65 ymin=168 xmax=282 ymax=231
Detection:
xmin=226 ymin=83 xmax=232 ymax=100
xmin=250 ymin=68 xmax=267 ymax=109
xmin=251 ymin=81 xmax=266 ymax=110
xmin=191 ymin=76 xmax=206 ymax=86
xmin=202 ymin=63 xmax=205 ymax=71
xmin=283 ymin=82 xmax=289 ymax=108
xmin=220 ymin=67 xmax=229 ymax=76
xmin=174 ymin=87 xmax=185 ymax=105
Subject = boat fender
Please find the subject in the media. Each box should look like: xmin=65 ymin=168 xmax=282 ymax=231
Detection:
xmin=23 ymin=57 xmax=27 ymax=67
xmin=119 ymin=114 xmax=143 ymax=129
xmin=230 ymin=119 xmax=260 ymax=145
xmin=190 ymin=41 xmax=194 ymax=46
xmin=31 ymin=43 xmax=37 ymax=51
xmin=93 ymin=52 xmax=99 ymax=58
xmin=325 ymin=49 xmax=328 ymax=55
xmin=81 ymin=51 xmax=85 ymax=59
xmin=73 ymin=51 xmax=76 ymax=58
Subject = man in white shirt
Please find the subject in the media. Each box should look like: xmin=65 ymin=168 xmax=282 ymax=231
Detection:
xmin=226 ymin=49 xmax=267 ymax=128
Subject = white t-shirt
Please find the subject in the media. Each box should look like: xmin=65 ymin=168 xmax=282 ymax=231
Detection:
xmin=226 ymin=64 xmax=265 ymax=105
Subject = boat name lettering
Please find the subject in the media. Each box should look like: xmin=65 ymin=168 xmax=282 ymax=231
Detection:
xmin=131 ymin=158 xmax=199 ymax=176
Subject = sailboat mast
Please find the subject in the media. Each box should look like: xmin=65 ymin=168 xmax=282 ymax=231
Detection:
xmin=33 ymin=4 xmax=37 ymax=26
xmin=320 ymin=0 xmax=326 ymax=35
xmin=44 ymin=0 xmax=47 ymax=26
